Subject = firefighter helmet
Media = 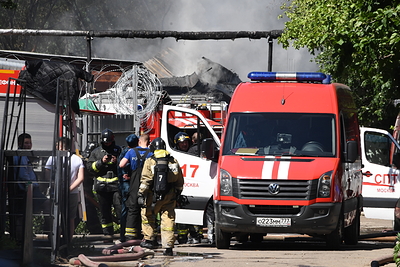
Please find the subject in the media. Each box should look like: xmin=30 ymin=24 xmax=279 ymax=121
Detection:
xmin=101 ymin=128 xmax=115 ymax=143
xmin=150 ymin=137 xmax=166 ymax=151
xmin=174 ymin=132 xmax=190 ymax=144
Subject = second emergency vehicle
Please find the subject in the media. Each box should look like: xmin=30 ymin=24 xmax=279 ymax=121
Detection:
xmin=360 ymin=127 xmax=400 ymax=229
xmin=211 ymin=72 xmax=363 ymax=249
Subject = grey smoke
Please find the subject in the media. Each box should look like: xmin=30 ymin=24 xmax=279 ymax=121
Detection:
xmin=92 ymin=0 xmax=318 ymax=80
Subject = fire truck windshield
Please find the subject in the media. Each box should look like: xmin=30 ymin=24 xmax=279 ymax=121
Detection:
xmin=222 ymin=112 xmax=336 ymax=157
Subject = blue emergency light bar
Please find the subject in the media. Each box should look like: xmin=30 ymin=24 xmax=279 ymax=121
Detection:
xmin=248 ymin=72 xmax=331 ymax=84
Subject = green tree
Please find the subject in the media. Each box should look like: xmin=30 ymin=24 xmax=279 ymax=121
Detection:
xmin=279 ymin=0 xmax=400 ymax=129
xmin=0 ymin=0 xmax=16 ymax=9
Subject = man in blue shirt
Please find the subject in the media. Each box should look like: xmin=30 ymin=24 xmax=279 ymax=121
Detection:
xmin=118 ymin=133 xmax=139 ymax=242
xmin=119 ymin=134 xmax=153 ymax=241
xmin=11 ymin=133 xmax=47 ymax=241
xmin=14 ymin=133 xmax=37 ymax=189
xmin=13 ymin=133 xmax=47 ymax=207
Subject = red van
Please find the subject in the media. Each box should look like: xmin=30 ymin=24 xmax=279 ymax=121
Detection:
xmin=213 ymin=72 xmax=362 ymax=249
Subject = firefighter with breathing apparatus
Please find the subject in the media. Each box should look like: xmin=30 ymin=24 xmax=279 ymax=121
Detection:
xmin=138 ymin=137 xmax=184 ymax=256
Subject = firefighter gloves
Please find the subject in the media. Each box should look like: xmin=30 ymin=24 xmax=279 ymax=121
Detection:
xmin=137 ymin=193 xmax=146 ymax=208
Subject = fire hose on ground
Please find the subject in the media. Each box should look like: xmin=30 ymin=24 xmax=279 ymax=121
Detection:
xmin=69 ymin=239 xmax=154 ymax=267
xmin=360 ymin=231 xmax=398 ymax=266
xmin=370 ymin=255 xmax=395 ymax=267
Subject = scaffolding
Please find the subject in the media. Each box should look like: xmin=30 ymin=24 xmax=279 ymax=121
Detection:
xmin=0 ymin=75 xmax=75 ymax=264
xmin=0 ymin=61 xmax=149 ymax=265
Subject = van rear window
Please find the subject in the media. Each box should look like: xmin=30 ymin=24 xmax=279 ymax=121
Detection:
xmin=222 ymin=113 xmax=336 ymax=157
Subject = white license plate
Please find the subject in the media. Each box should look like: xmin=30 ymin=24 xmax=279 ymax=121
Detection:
xmin=256 ymin=217 xmax=291 ymax=227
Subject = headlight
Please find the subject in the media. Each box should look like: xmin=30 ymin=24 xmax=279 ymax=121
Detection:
xmin=220 ymin=169 xmax=232 ymax=196
xmin=317 ymin=171 xmax=333 ymax=198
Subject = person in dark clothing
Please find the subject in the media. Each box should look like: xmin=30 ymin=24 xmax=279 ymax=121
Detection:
xmin=87 ymin=128 xmax=122 ymax=236
xmin=119 ymin=134 xmax=153 ymax=241
xmin=80 ymin=141 xmax=103 ymax=234
xmin=174 ymin=132 xmax=203 ymax=244
xmin=188 ymin=132 xmax=202 ymax=156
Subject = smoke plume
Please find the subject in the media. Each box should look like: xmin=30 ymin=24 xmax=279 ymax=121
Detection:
xmin=91 ymin=0 xmax=318 ymax=80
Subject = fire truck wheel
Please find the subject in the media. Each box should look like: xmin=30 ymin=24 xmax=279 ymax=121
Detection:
xmin=343 ymin=206 xmax=360 ymax=245
xmin=249 ymin=233 xmax=264 ymax=243
xmin=215 ymin=225 xmax=231 ymax=249
xmin=326 ymin=211 xmax=344 ymax=249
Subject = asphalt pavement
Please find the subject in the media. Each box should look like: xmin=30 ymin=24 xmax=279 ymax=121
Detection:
xmin=0 ymin=213 xmax=396 ymax=267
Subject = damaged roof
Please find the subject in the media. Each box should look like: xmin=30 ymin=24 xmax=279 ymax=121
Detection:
xmin=148 ymin=55 xmax=241 ymax=103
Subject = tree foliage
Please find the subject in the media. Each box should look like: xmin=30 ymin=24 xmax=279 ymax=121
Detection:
xmin=279 ymin=0 xmax=400 ymax=129
xmin=0 ymin=0 xmax=16 ymax=9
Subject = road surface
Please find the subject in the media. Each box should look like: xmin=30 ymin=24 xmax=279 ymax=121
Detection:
xmin=141 ymin=213 xmax=397 ymax=267
xmin=51 ymin=213 xmax=397 ymax=267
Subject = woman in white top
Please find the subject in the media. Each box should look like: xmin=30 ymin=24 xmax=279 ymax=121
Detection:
xmin=45 ymin=137 xmax=85 ymax=240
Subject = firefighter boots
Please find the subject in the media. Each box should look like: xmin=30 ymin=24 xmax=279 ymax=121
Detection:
xmin=163 ymin=248 xmax=173 ymax=256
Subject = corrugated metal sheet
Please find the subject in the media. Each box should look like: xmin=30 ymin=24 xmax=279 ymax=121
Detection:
xmin=0 ymin=58 xmax=24 ymax=70
xmin=0 ymin=95 xmax=56 ymax=150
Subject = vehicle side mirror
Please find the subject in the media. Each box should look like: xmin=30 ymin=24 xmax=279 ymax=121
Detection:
xmin=201 ymin=138 xmax=215 ymax=160
xmin=345 ymin=140 xmax=358 ymax=163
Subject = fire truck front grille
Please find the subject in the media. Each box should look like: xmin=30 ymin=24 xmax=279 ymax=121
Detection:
xmin=246 ymin=205 xmax=302 ymax=215
xmin=232 ymin=178 xmax=318 ymax=200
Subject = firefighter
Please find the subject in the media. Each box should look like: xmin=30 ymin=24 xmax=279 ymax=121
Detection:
xmin=138 ymin=137 xmax=184 ymax=256
xmin=87 ymin=128 xmax=122 ymax=236
xmin=174 ymin=132 xmax=204 ymax=244
xmin=174 ymin=132 xmax=191 ymax=152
